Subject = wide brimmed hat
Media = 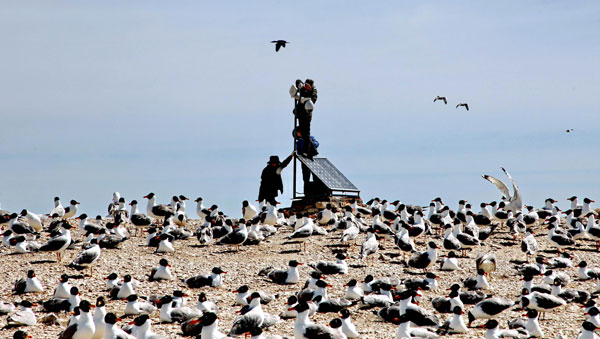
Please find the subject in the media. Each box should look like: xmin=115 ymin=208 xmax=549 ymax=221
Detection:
xmin=268 ymin=155 xmax=281 ymax=165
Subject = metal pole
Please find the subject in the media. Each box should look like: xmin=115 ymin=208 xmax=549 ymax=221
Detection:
xmin=293 ymin=94 xmax=298 ymax=200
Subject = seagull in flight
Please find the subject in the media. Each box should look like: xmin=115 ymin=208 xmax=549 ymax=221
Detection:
xmin=434 ymin=96 xmax=447 ymax=104
xmin=482 ymin=167 xmax=523 ymax=212
xmin=456 ymin=103 xmax=469 ymax=111
xmin=566 ymin=129 xmax=574 ymax=133
xmin=271 ymin=40 xmax=289 ymax=52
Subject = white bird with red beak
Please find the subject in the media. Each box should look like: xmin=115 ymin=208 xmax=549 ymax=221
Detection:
xmin=149 ymin=258 xmax=173 ymax=281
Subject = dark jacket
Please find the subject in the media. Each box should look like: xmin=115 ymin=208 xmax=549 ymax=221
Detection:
xmin=300 ymin=86 xmax=318 ymax=104
xmin=296 ymin=136 xmax=319 ymax=159
xmin=258 ymin=154 xmax=293 ymax=202
xmin=295 ymin=86 xmax=318 ymax=118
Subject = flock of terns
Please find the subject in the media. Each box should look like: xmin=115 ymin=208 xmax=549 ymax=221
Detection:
xmin=1 ymin=168 xmax=600 ymax=338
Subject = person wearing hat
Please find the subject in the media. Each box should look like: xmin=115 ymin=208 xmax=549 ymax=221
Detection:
xmin=258 ymin=153 xmax=294 ymax=206
xmin=292 ymin=78 xmax=318 ymax=139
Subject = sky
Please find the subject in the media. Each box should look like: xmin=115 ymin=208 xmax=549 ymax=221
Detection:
xmin=1 ymin=1 xmax=599 ymax=217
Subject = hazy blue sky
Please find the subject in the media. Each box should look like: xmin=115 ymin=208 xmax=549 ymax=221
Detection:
xmin=1 ymin=1 xmax=599 ymax=217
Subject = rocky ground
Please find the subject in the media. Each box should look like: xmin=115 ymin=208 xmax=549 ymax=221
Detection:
xmin=1 ymin=212 xmax=599 ymax=339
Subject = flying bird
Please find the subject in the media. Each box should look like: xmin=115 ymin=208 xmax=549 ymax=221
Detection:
xmin=566 ymin=129 xmax=574 ymax=133
xmin=271 ymin=40 xmax=289 ymax=52
xmin=482 ymin=167 xmax=523 ymax=212
xmin=456 ymin=103 xmax=469 ymax=111
xmin=434 ymin=96 xmax=447 ymax=104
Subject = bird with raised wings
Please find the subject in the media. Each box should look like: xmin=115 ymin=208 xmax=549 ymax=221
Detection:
xmin=434 ymin=96 xmax=447 ymax=104
xmin=456 ymin=103 xmax=469 ymax=111
xmin=482 ymin=167 xmax=523 ymax=212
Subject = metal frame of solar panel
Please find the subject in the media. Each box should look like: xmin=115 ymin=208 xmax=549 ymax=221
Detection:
xmin=295 ymin=155 xmax=359 ymax=197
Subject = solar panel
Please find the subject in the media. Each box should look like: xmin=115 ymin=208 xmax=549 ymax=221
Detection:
xmin=296 ymin=155 xmax=359 ymax=193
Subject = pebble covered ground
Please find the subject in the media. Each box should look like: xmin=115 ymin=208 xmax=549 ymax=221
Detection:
xmin=1 ymin=206 xmax=599 ymax=339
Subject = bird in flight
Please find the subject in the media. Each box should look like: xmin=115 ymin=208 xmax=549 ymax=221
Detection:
xmin=456 ymin=103 xmax=469 ymax=111
xmin=433 ymin=96 xmax=447 ymax=104
xmin=566 ymin=129 xmax=574 ymax=133
xmin=271 ymin=40 xmax=289 ymax=52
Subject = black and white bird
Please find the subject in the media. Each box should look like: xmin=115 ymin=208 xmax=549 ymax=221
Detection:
xmin=393 ymin=313 xmax=439 ymax=339
xmin=8 ymin=213 xmax=36 ymax=235
xmin=547 ymin=224 xmax=576 ymax=253
xmin=440 ymin=251 xmax=460 ymax=271
xmin=360 ymin=228 xmax=379 ymax=264
xmin=190 ymin=312 xmax=229 ymax=339
xmin=433 ymin=96 xmax=447 ymax=104
xmin=339 ymin=308 xmax=359 ymax=338
xmin=521 ymin=228 xmax=538 ymax=261
xmin=62 ymin=200 xmax=80 ymax=220
xmin=185 ymin=267 xmax=226 ymax=288
xmin=68 ymin=238 xmax=101 ymax=277
xmin=129 ymin=200 xmax=152 ymax=233
xmin=467 ymin=298 xmax=514 ymax=326
xmin=195 ymin=292 xmax=218 ymax=314
xmin=128 ymin=314 xmax=161 ymax=339
xmin=311 ymin=253 xmax=348 ymax=275
xmin=155 ymin=233 xmax=175 ymax=254
xmin=9 ymin=236 xmax=41 ymax=254
xmin=43 ymin=286 xmax=80 ymax=313
xmin=217 ymin=220 xmax=248 ymax=251
xmin=19 ymin=209 xmax=42 ymax=232
xmin=577 ymin=321 xmax=600 ymax=339
xmin=149 ymin=258 xmax=173 ymax=281
xmin=50 ymin=197 xmax=66 ymax=218
xmin=262 ymin=260 xmax=302 ymax=285
xmin=481 ymin=319 xmax=527 ymax=339
xmin=144 ymin=193 xmax=174 ymax=221
xmin=476 ymin=253 xmax=497 ymax=280
xmin=13 ymin=270 xmax=43 ymax=295
xmin=408 ymin=241 xmax=438 ymax=272
xmin=242 ymin=200 xmax=258 ymax=220
xmin=290 ymin=302 xmax=345 ymax=339
xmin=103 ymin=312 xmax=135 ymax=339
xmin=443 ymin=306 xmax=468 ymax=334
xmin=463 ymin=269 xmax=490 ymax=290
xmin=39 ymin=223 xmax=72 ymax=262
xmin=577 ymin=261 xmax=600 ymax=280
xmin=341 ymin=279 xmax=363 ymax=301
xmin=123 ymin=294 xmax=157 ymax=316
xmin=229 ymin=293 xmax=267 ymax=336
xmin=156 ymin=296 xmax=200 ymax=323
xmin=312 ymin=295 xmax=354 ymax=313
xmin=115 ymin=275 xmax=137 ymax=300
xmin=57 ymin=299 xmax=95 ymax=339
xmin=520 ymin=289 xmax=566 ymax=315
xmin=6 ymin=300 xmax=36 ymax=327
xmin=52 ymin=274 xmax=73 ymax=300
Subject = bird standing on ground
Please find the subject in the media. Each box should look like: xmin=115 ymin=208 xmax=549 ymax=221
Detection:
xmin=360 ymin=228 xmax=378 ymax=265
xmin=408 ymin=242 xmax=438 ymax=272
xmin=69 ymin=239 xmax=101 ymax=277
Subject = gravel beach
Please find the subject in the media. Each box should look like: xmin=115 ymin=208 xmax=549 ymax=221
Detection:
xmin=1 ymin=207 xmax=599 ymax=338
